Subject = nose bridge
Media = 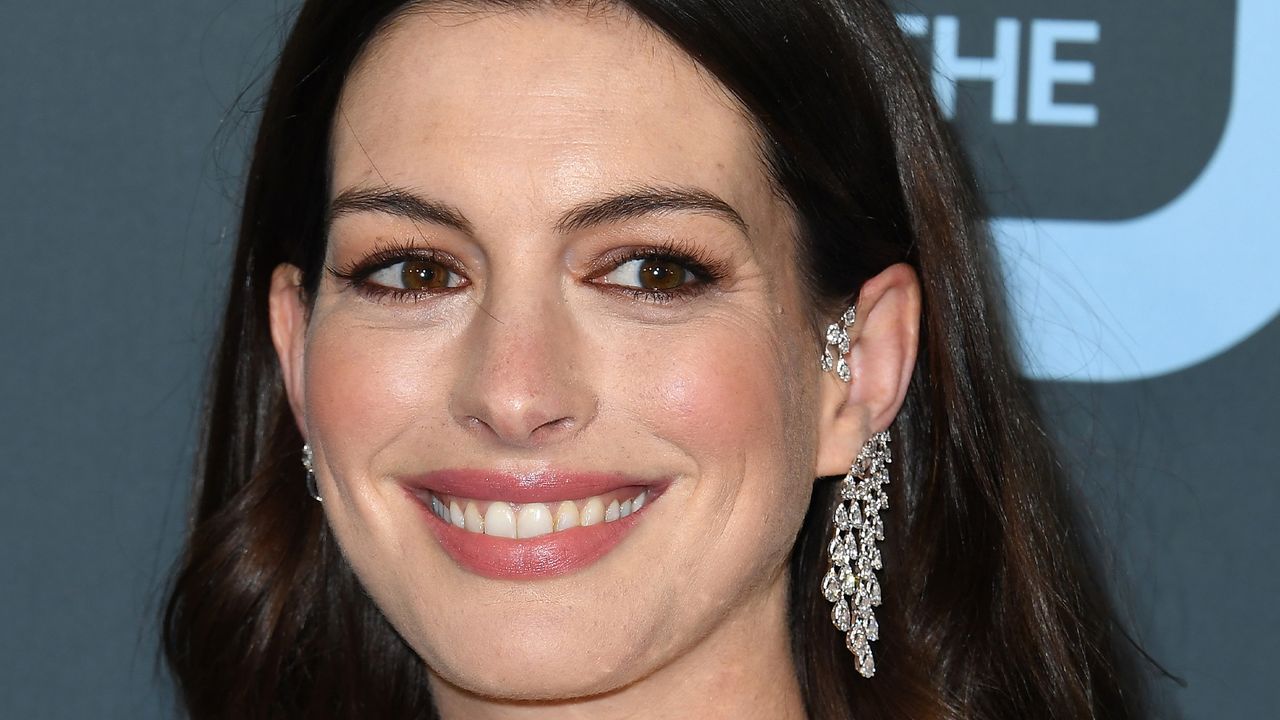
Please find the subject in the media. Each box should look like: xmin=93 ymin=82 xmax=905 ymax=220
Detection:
xmin=450 ymin=280 xmax=594 ymax=447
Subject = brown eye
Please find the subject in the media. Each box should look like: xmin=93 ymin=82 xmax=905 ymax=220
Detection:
xmin=401 ymin=259 xmax=451 ymax=290
xmin=603 ymin=256 xmax=694 ymax=292
xmin=637 ymin=258 xmax=688 ymax=291
xmin=367 ymin=258 xmax=464 ymax=291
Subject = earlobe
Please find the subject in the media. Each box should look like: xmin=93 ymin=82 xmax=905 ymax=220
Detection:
xmin=812 ymin=263 xmax=921 ymax=477
xmin=267 ymin=263 xmax=310 ymax=436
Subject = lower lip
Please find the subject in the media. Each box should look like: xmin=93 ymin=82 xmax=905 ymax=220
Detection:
xmin=410 ymin=492 xmax=655 ymax=579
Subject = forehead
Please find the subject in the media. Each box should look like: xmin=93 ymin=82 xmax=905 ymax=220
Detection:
xmin=331 ymin=5 xmax=786 ymax=236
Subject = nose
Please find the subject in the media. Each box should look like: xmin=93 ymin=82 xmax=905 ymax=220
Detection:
xmin=449 ymin=296 xmax=597 ymax=449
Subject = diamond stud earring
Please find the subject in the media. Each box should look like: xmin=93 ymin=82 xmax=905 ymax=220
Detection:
xmin=302 ymin=443 xmax=322 ymax=503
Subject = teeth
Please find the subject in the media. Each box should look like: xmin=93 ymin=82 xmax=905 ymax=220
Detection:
xmin=431 ymin=489 xmax=651 ymax=536
xmin=464 ymin=502 xmax=484 ymax=532
xmin=484 ymin=502 xmax=516 ymax=538
xmin=555 ymin=501 xmax=580 ymax=531
xmin=581 ymin=497 xmax=605 ymax=526
xmin=516 ymin=503 xmax=553 ymax=538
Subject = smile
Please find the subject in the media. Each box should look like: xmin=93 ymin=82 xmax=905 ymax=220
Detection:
xmin=424 ymin=488 xmax=649 ymax=538
xmin=403 ymin=470 xmax=665 ymax=579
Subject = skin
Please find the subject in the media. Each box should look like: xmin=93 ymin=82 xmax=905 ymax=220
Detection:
xmin=268 ymin=6 xmax=920 ymax=719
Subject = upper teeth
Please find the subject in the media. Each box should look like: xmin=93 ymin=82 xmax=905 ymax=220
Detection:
xmin=428 ymin=489 xmax=648 ymax=539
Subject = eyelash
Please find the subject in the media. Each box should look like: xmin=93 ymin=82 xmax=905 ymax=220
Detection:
xmin=588 ymin=239 xmax=727 ymax=304
xmin=327 ymin=240 xmax=467 ymax=304
xmin=326 ymin=238 xmax=728 ymax=305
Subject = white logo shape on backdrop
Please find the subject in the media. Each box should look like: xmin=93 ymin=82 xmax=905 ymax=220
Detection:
xmin=992 ymin=0 xmax=1279 ymax=382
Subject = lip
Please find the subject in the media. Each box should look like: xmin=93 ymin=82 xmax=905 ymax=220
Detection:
xmin=402 ymin=469 xmax=668 ymax=579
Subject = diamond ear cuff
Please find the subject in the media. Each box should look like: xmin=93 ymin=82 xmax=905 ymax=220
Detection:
xmin=820 ymin=305 xmax=857 ymax=381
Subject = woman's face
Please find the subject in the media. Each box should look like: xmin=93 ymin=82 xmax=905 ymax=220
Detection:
xmin=276 ymin=5 xmax=829 ymax=702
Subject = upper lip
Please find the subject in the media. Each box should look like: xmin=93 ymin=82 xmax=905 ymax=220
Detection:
xmin=400 ymin=468 xmax=664 ymax=503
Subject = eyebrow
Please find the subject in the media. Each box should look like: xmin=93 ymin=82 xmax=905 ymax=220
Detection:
xmin=328 ymin=186 xmax=474 ymax=234
xmin=326 ymin=184 xmax=748 ymax=236
xmin=554 ymin=186 xmax=749 ymax=235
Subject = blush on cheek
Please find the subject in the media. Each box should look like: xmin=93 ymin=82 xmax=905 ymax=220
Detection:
xmin=632 ymin=328 xmax=813 ymax=598
xmin=642 ymin=331 xmax=791 ymax=474
xmin=644 ymin=321 xmax=820 ymax=542
xmin=304 ymin=325 xmax=450 ymax=464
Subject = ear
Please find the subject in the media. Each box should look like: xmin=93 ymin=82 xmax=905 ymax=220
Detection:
xmin=813 ymin=262 xmax=921 ymax=477
xmin=268 ymin=263 xmax=310 ymax=437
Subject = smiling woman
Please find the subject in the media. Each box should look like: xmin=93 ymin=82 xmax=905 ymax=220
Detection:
xmin=162 ymin=2 xmax=1149 ymax=719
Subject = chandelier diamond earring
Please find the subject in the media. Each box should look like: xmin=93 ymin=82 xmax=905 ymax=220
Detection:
xmin=819 ymin=303 xmax=891 ymax=678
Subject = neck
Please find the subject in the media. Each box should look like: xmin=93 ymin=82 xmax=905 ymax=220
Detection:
xmin=428 ymin=573 xmax=807 ymax=720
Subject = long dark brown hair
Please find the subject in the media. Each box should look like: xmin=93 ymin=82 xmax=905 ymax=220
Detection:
xmin=164 ymin=1 xmax=1150 ymax=717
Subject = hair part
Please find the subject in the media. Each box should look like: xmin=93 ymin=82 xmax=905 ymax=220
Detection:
xmin=164 ymin=1 xmax=1150 ymax=718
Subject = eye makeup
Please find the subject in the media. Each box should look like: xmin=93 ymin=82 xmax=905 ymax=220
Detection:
xmin=326 ymin=236 xmax=732 ymax=305
xmin=583 ymin=238 xmax=730 ymax=304
xmin=327 ymin=238 xmax=470 ymax=303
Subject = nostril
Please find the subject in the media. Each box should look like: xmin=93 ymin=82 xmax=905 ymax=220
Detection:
xmin=459 ymin=412 xmax=578 ymax=447
xmin=531 ymin=416 xmax=575 ymax=438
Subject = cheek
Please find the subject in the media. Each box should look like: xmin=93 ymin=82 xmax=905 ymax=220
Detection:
xmin=299 ymin=317 xmax=456 ymax=636
xmin=302 ymin=320 xmax=448 ymax=475
xmin=621 ymin=317 xmax=818 ymax=530
xmin=653 ymin=344 xmax=774 ymax=458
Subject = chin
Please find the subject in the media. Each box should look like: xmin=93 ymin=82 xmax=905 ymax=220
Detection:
xmin=357 ymin=549 xmax=665 ymax=703
xmin=418 ymin=619 xmax=652 ymax=702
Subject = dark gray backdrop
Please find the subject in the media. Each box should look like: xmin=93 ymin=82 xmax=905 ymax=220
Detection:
xmin=1 ymin=1 xmax=1275 ymax=717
